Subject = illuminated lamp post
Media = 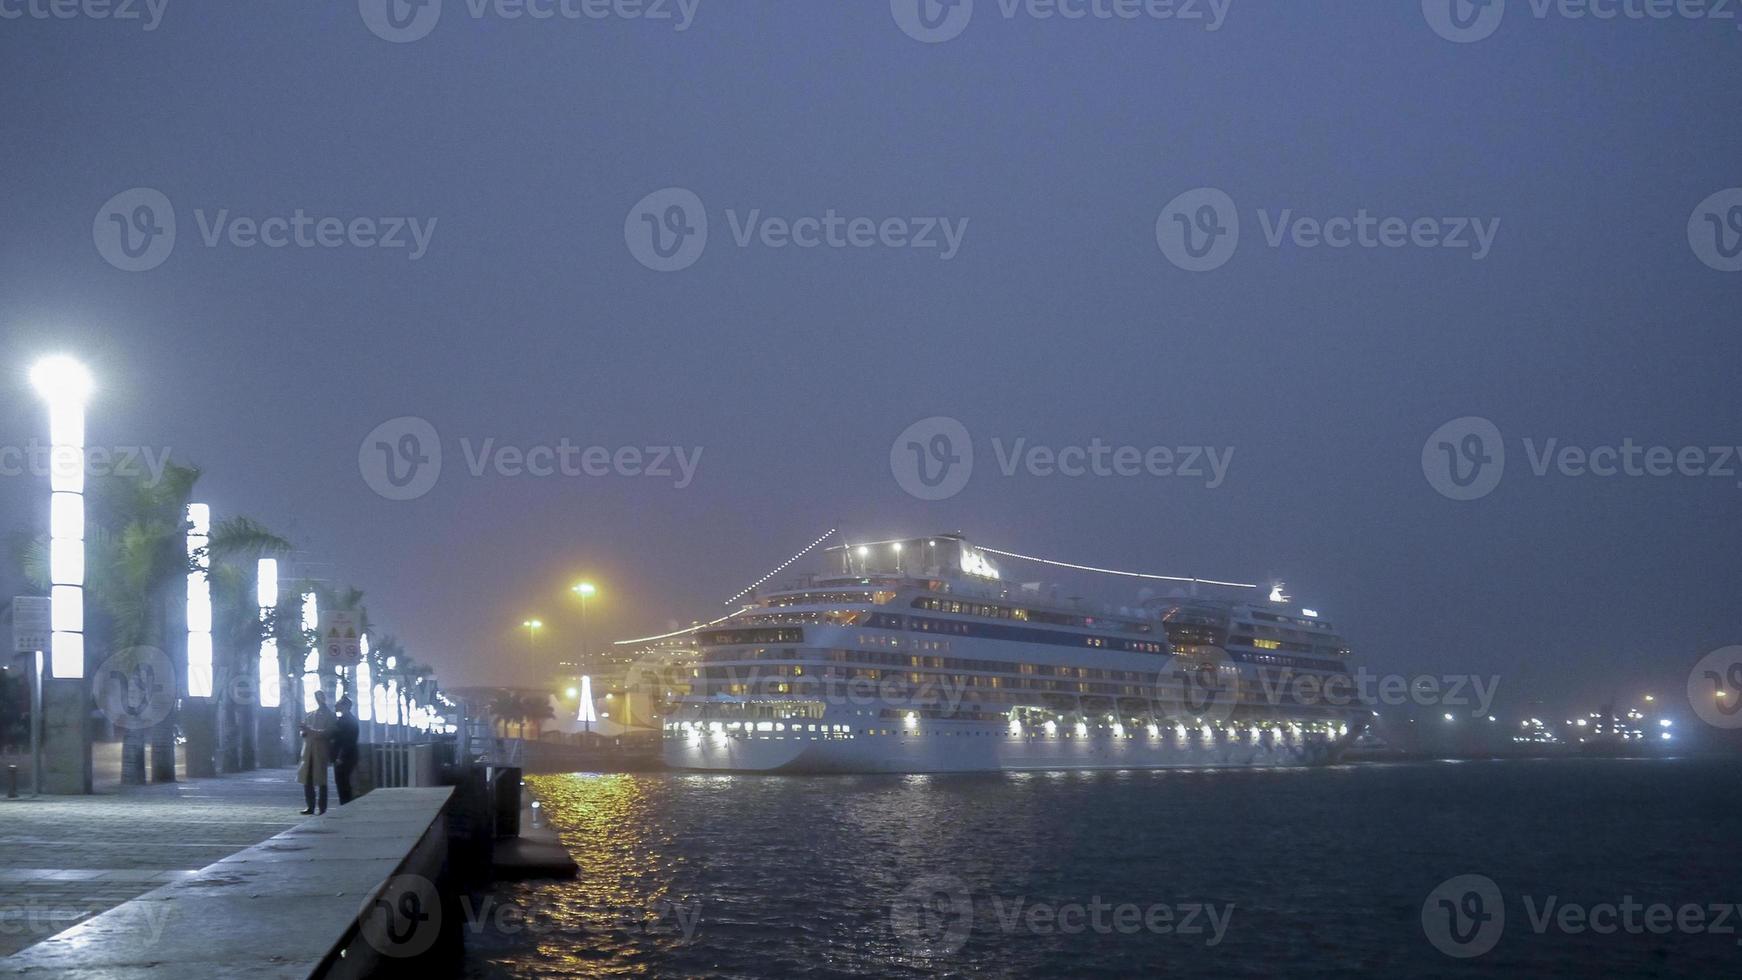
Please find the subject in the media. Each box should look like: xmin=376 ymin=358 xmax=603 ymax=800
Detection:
xmin=256 ymin=558 xmax=284 ymax=766
xmin=183 ymin=503 xmax=217 ymax=777
xmin=30 ymin=355 xmax=93 ymax=794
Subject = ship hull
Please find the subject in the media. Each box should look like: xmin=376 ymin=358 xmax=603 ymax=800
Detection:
xmin=663 ymin=727 xmax=1349 ymax=774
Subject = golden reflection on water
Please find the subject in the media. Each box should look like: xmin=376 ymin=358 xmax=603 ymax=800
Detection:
xmin=479 ymin=774 xmax=683 ymax=979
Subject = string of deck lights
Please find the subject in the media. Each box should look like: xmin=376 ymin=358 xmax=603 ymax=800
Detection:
xmin=613 ymin=528 xmax=837 ymax=645
xmin=614 ymin=532 xmax=1259 ymax=646
xmin=720 ymin=528 xmax=836 ymax=607
xmin=973 ymin=545 xmax=1258 ymax=590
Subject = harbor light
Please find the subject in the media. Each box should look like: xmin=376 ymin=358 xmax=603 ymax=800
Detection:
xmin=355 ymin=634 xmax=372 ymax=721
xmin=577 ymin=674 xmax=597 ymax=726
xmin=301 ymin=591 xmax=320 ymax=711
xmin=257 ymin=559 xmax=281 ymax=707
xmin=186 ymin=504 xmax=213 ymax=697
xmin=31 ymin=355 xmax=93 ymax=678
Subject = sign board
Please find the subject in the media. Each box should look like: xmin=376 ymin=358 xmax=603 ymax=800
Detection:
xmin=13 ymin=596 xmax=50 ymax=654
xmin=320 ymin=610 xmax=363 ymax=667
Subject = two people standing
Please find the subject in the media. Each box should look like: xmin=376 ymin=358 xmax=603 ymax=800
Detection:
xmin=297 ymin=691 xmax=361 ymax=814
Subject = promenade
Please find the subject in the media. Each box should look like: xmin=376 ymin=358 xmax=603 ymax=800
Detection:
xmin=0 ymin=769 xmax=304 ymax=957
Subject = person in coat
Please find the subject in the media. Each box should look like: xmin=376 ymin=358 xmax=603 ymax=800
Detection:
xmin=297 ymin=690 xmax=335 ymax=815
xmin=331 ymin=695 xmax=361 ymax=805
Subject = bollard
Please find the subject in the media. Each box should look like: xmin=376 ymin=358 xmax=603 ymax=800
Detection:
xmin=6 ymin=764 xmax=17 ymax=799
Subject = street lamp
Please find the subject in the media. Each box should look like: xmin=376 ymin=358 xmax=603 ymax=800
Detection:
xmin=522 ymin=618 xmax=543 ymax=653
xmin=186 ymin=503 xmax=213 ymax=698
xmin=570 ymin=581 xmax=596 ymax=669
xmin=30 ymin=355 xmax=92 ymax=679
xmin=257 ymin=559 xmax=280 ymax=708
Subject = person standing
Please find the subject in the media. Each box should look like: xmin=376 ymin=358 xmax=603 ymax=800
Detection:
xmin=297 ymin=690 xmax=335 ymax=815
xmin=332 ymin=695 xmax=360 ymax=805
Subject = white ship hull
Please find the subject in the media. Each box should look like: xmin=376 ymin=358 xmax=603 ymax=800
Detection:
xmin=663 ymin=725 xmax=1349 ymax=774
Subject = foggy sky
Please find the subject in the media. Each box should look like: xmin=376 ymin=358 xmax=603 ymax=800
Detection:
xmin=2 ymin=1 xmax=1738 ymax=717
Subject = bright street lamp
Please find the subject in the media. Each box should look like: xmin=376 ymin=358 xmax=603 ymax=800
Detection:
xmin=570 ymin=582 xmax=597 ymax=670
xmin=30 ymin=355 xmax=93 ymax=679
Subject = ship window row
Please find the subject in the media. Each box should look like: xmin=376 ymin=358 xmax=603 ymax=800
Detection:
xmin=761 ymin=590 xmax=896 ymax=607
xmin=911 ymin=597 xmax=1154 ymax=634
xmin=694 ymin=677 xmax=1354 ymax=712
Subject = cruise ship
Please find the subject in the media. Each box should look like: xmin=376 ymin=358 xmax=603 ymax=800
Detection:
xmin=662 ymin=535 xmax=1364 ymax=773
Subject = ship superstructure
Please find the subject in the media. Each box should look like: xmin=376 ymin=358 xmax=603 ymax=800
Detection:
xmin=662 ymin=535 xmax=1363 ymax=773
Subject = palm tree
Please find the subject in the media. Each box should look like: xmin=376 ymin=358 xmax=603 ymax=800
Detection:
xmin=204 ymin=518 xmax=292 ymax=772
xmin=16 ymin=462 xmax=202 ymax=784
xmin=523 ymin=695 xmax=556 ymax=740
xmin=489 ymin=690 xmax=523 ymax=738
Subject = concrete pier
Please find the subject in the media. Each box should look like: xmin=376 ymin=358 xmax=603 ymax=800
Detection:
xmin=1 ymin=786 xmax=456 ymax=978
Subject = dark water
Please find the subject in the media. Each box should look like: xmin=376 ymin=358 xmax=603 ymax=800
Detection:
xmin=461 ymin=758 xmax=1740 ymax=979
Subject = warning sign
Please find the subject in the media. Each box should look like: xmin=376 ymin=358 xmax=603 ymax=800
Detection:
xmin=320 ymin=610 xmax=362 ymax=667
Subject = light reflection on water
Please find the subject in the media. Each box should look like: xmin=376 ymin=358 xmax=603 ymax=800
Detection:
xmin=463 ymin=760 xmax=1742 ymax=980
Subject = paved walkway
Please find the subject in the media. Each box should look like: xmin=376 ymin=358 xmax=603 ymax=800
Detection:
xmin=0 ymin=769 xmax=305 ymax=957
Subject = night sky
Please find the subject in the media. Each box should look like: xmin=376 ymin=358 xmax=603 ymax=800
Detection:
xmin=2 ymin=1 xmax=1737 ymax=714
